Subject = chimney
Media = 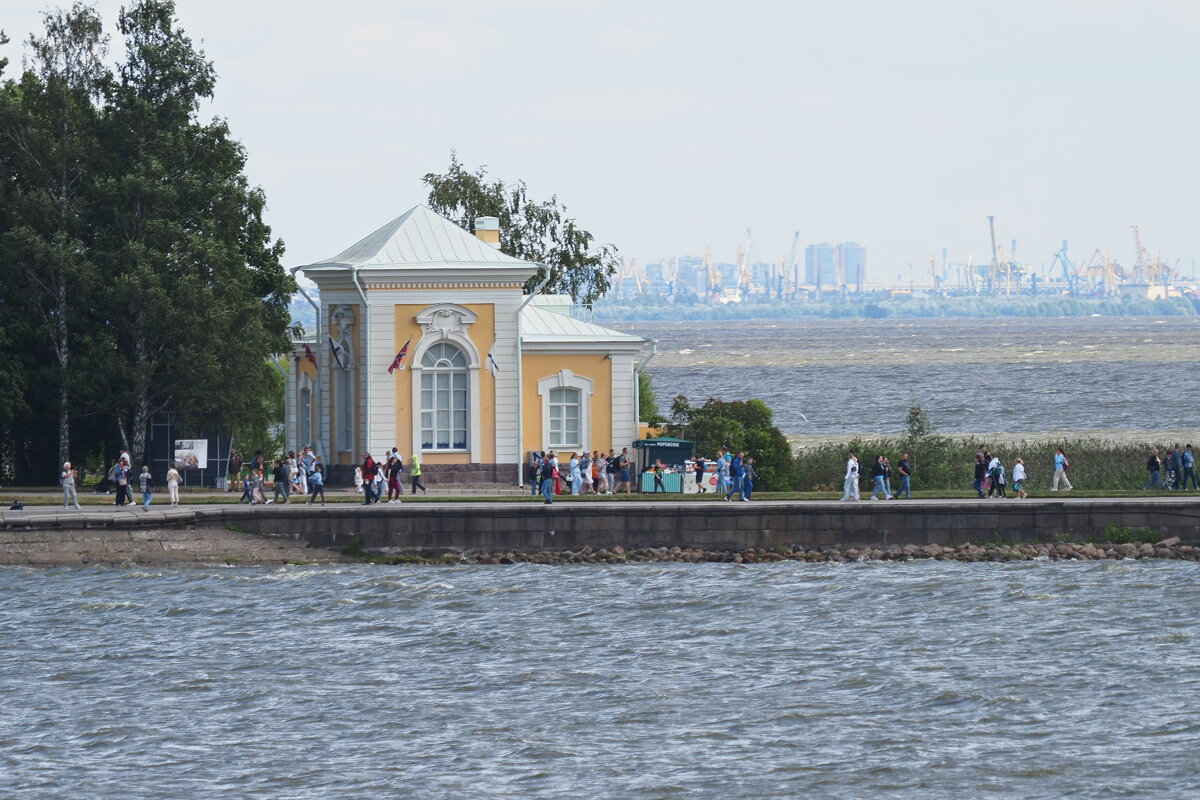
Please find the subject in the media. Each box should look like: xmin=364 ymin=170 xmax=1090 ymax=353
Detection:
xmin=474 ymin=216 xmax=501 ymax=248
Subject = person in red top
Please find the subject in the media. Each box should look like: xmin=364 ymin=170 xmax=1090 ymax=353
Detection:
xmin=361 ymin=452 xmax=377 ymax=504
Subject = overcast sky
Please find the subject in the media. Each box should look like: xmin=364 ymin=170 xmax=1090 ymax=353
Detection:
xmin=6 ymin=0 xmax=1198 ymax=281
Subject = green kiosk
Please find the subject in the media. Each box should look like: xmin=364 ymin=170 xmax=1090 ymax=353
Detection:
xmin=633 ymin=437 xmax=694 ymax=493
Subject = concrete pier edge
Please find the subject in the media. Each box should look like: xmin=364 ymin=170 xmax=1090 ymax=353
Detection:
xmin=2 ymin=499 xmax=1197 ymax=562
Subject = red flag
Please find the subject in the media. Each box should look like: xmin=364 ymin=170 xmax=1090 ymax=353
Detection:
xmin=388 ymin=337 xmax=413 ymax=374
xmin=303 ymin=343 xmax=317 ymax=367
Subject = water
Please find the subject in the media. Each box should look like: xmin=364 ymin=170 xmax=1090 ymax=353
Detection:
xmin=615 ymin=317 xmax=1200 ymax=439
xmin=2 ymin=562 xmax=1198 ymax=798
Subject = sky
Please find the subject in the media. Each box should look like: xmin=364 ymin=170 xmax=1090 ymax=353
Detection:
xmin=5 ymin=0 xmax=1199 ymax=283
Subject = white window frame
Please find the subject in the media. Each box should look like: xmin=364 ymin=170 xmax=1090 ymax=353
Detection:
xmin=537 ymin=369 xmax=593 ymax=452
xmin=409 ymin=305 xmax=482 ymax=460
xmin=418 ymin=343 xmax=470 ymax=452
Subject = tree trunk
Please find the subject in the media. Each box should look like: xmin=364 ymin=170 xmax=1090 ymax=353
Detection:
xmin=130 ymin=392 xmax=150 ymax=470
xmin=55 ymin=273 xmax=70 ymax=469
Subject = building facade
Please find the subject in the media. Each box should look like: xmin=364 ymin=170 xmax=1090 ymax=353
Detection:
xmin=286 ymin=205 xmax=646 ymax=484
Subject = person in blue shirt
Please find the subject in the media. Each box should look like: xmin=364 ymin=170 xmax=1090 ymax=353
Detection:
xmin=1183 ymin=444 xmax=1197 ymax=491
xmin=724 ymin=452 xmax=744 ymax=501
xmin=1051 ymin=448 xmax=1073 ymax=491
xmin=307 ymin=460 xmax=326 ymax=505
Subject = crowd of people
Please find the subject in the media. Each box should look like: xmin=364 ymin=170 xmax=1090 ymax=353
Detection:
xmin=353 ymin=449 xmax=426 ymax=505
xmin=527 ymin=448 xmax=636 ymax=504
xmin=1143 ymin=444 xmax=1197 ymax=491
xmin=839 ymin=446 xmax=1066 ymax=501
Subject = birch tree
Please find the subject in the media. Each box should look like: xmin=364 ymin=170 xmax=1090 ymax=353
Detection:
xmin=0 ymin=5 xmax=108 ymax=470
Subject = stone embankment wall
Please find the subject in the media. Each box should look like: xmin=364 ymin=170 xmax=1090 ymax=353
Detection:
xmin=1 ymin=500 xmax=1197 ymax=566
xmin=231 ymin=500 xmax=1200 ymax=555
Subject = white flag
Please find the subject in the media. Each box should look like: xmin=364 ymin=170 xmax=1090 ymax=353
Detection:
xmin=486 ymin=338 xmax=500 ymax=377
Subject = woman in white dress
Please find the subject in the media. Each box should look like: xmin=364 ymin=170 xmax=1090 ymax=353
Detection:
xmin=166 ymin=461 xmax=181 ymax=505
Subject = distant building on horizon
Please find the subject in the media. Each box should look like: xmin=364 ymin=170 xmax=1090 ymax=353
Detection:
xmin=805 ymin=242 xmax=866 ymax=291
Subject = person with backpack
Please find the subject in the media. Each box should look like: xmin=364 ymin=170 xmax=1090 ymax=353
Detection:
xmin=693 ymin=455 xmax=707 ymax=493
xmin=1052 ymin=447 xmax=1073 ymax=491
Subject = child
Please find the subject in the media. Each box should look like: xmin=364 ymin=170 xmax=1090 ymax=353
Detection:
xmin=1012 ymin=458 xmax=1027 ymax=499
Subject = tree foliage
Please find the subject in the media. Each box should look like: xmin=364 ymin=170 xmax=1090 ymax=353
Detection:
xmin=423 ymin=151 xmax=618 ymax=305
xmin=0 ymin=1 xmax=294 ymax=482
xmin=669 ymin=397 xmax=798 ymax=491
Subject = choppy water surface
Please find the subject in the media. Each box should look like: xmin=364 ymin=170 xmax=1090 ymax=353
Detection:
xmin=615 ymin=317 xmax=1200 ymax=438
xmin=2 ymin=562 xmax=1198 ymax=799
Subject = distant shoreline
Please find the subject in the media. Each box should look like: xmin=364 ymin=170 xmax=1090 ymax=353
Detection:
xmin=594 ymin=294 xmax=1199 ymax=322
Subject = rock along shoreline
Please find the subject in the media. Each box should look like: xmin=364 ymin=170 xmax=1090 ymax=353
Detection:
xmin=363 ymin=537 xmax=1196 ymax=566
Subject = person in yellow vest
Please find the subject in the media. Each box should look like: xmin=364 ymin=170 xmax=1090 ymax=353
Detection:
xmin=410 ymin=453 xmax=427 ymax=495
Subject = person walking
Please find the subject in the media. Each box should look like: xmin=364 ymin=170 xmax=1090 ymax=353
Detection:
xmin=360 ymin=453 xmax=376 ymax=504
xmin=374 ymin=462 xmax=386 ymax=502
xmin=714 ymin=449 xmax=729 ymax=496
xmin=228 ymin=449 xmax=242 ymax=492
xmin=691 ymin=455 xmax=705 ymax=494
xmin=1144 ymin=448 xmax=1162 ymax=490
xmin=387 ymin=451 xmax=403 ymax=503
xmin=973 ymin=453 xmax=987 ymax=498
xmin=1183 ymin=444 xmax=1197 ymax=491
xmin=1168 ymin=444 xmax=1184 ymax=490
xmin=113 ymin=458 xmax=130 ymax=507
xmin=841 ymin=452 xmax=860 ymax=501
xmin=569 ymin=453 xmax=582 ymax=495
xmin=1051 ymin=447 xmax=1073 ymax=491
xmin=724 ymin=452 xmax=745 ymax=501
xmin=892 ymin=453 xmax=912 ymax=499
xmin=869 ymin=455 xmax=888 ymax=500
xmin=138 ymin=466 xmax=153 ymax=511
xmin=166 ymin=462 xmax=181 ymax=505
xmin=741 ymin=457 xmax=758 ymax=501
xmin=307 ymin=462 xmax=326 ymax=504
xmin=540 ymin=452 xmax=557 ymax=504
xmin=651 ymin=459 xmax=667 ymax=493
xmin=238 ymin=472 xmax=254 ymax=503
xmin=271 ymin=459 xmax=290 ymax=504
xmin=986 ymin=453 xmax=1003 ymax=499
xmin=251 ymin=469 xmax=266 ymax=504
xmin=410 ymin=453 xmax=427 ymax=495
xmin=1012 ymin=458 xmax=1027 ymax=499
xmin=61 ymin=462 xmax=82 ymax=510
xmin=615 ymin=448 xmax=633 ymax=495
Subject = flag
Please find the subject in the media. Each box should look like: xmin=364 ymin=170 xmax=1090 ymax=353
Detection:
xmin=328 ymin=336 xmax=344 ymax=369
xmin=303 ymin=343 xmax=317 ymax=367
xmin=486 ymin=337 xmax=500 ymax=377
xmin=388 ymin=337 xmax=412 ymax=374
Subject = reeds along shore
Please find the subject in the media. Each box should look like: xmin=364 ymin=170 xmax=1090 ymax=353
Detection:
xmin=793 ymin=436 xmax=1194 ymax=493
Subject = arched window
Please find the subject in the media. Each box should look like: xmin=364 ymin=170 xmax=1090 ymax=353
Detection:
xmin=420 ymin=342 xmax=468 ymax=450
xmin=548 ymin=387 xmax=581 ymax=448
